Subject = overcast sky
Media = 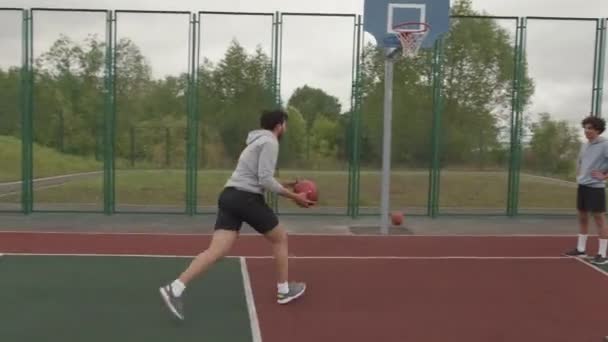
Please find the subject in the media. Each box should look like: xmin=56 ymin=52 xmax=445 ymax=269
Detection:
xmin=1 ymin=0 xmax=607 ymax=134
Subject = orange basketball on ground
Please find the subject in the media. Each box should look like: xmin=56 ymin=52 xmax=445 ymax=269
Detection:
xmin=391 ymin=211 xmax=404 ymax=226
xmin=294 ymin=180 xmax=318 ymax=202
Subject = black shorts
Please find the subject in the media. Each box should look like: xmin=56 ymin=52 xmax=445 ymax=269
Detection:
xmin=577 ymin=185 xmax=606 ymax=213
xmin=214 ymin=187 xmax=278 ymax=234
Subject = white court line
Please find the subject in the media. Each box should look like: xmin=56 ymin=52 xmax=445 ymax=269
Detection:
xmin=572 ymin=257 xmax=608 ymax=279
xmin=0 ymin=252 xmax=570 ymax=260
xmin=240 ymin=257 xmax=262 ymax=342
xmin=0 ymin=184 xmax=64 ymax=198
xmin=0 ymin=171 xmax=102 ymax=187
xmin=0 ymin=230 xmax=580 ymax=238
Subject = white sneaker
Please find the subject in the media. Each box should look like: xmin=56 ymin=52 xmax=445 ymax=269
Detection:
xmin=277 ymin=282 xmax=306 ymax=304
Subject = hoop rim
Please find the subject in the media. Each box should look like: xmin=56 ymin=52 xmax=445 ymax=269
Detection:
xmin=392 ymin=21 xmax=431 ymax=33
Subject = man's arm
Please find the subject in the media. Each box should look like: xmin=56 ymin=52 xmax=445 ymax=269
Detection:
xmin=590 ymin=143 xmax=608 ymax=180
xmin=258 ymin=141 xmax=311 ymax=204
xmin=257 ymin=141 xmax=283 ymax=193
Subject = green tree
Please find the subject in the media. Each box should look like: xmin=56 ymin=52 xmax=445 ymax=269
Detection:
xmin=287 ymin=86 xmax=342 ymax=162
xmin=358 ymin=0 xmax=535 ymax=169
xmin=199 ymin=41 xmax=274 ymax=166
xmin=32 ymin=34 xmax=153 ymax=161
xmin=34 ymin=34 xmax=106 ymax=155
xmin=525 ymin=113 xmax=580 ymax=178
xmin=0 ymin=67 xmax=21 ymax=137
xmin=279 ymin=106 xmax=307 ymax=167
xmin=287 ymin=85 xmax=342 ymax=124
xmin=309 ymin=116 xmax=341 ymax=169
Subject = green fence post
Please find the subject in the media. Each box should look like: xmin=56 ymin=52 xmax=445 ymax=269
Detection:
xmin=428 ymin=37 xmax=445 ymax=218
xmin=596 ymin=18 xmax=606 ymax=116
xmin=186 ymin=13 xmax=199 ymax=216
xmin=353 ymin=15 xmax=364 ymax=218
xmin=21 ymin=9 xmax=34 ymax=214
xmin=348 ymin=15 xmax=363 ymax=218
xmin=129 ymin=126 xmax=135 ymax=167
xmin=507 ymin=17 xmax=527 ymax=217
xmin=103 ymin=10 xmax=116 ymax=215
xmin=507 ymin=18 xmax=522 ymax=216
xmin=347 ymin=18 xmax=355 ymax=217
xmin=592 ymin=19 xmax=601 ymax=116
xmin=267 ymin=11 xmax=282 ymax=213
xmin=111 ymin=10 xmax=117 ymax=213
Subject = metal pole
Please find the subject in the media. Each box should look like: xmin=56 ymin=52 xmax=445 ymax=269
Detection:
xmin=352 ymin=15 xmax=363 ymax=218
xmin=380 ymin=50 xmax=395 ymax=234
xmin=597 ymin=18 xmax=606 ymax=116
xmin=592 ymin=19 xmax=600 ymax=115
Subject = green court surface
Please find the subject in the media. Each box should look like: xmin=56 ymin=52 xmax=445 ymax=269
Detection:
xmin=0 ymin=255 xmax=253 ymax=342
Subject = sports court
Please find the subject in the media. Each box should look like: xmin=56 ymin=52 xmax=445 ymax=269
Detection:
xmin=1 ymin=231 xmax=607 ymax=342
xmin=2 ymin=0 xmax=608 ymax=341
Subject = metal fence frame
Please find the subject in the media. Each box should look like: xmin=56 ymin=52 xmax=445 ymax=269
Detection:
xmin=2 ymin=8 xmax=607 ymax=217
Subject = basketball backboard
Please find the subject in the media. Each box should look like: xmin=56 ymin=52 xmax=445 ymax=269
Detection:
xmin=364 ymin=0 xmax=450 ymax=49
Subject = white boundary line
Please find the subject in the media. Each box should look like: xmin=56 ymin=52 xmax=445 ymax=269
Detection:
xmin=0 ymin=252 xmax=571 ymax=260
xmin=572 ymin=257 xmax=608 ymax=279
xmin=0 ymin=230 xmax=580 ymax=238
xmin=0 ymin=171 xmax=102 ymax=187
xmin=240 ymin=257 xmax=262 ymax=342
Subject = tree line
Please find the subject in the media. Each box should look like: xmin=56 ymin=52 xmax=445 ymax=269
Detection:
xmin=0 ymin=0 xmax=582 ymax=178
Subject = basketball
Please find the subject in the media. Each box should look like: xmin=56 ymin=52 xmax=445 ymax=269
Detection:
xmin=294 ymin=180 xmax=318 ymax=202
xmin=391 ymin=211 xmax=404 ymax=226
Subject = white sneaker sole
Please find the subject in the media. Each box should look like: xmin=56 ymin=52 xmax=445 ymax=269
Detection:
xmin=159 ymin=287 xmax=184 ymax=320
xmin=277 ymin=284 xmax=307 ymax=305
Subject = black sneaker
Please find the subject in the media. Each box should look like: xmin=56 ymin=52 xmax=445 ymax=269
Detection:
xmin=159 ymin=285 xmax=185 ymax=320
xmin=591 ymin=255 xmax=608 ymax=265
xmin=563 ymin=248 xmax=587 ymax=258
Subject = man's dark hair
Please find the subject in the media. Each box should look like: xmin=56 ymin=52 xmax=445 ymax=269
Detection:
xmin=260 ymin=109 xmax=288 ymax=131
xmin=582 ymin=116 xmax=606 ymax=134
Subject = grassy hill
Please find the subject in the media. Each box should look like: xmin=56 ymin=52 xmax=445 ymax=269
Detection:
xmin=0 ymin=135 xmax=102 ymax=182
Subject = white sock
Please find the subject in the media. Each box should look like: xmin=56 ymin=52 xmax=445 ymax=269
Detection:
xmin=277 ymin=282 xmax=289 ymax=294
xmin=171 ymin=279 xmax=186 ymax=297
xmin=599 ymin=239 xmax=608 ymax=258
xmin=577 ymin=234 xmax=588 ymax=252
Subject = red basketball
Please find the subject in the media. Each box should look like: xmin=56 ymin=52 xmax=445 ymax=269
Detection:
xmin=294 ymin=180 xmax=318 ymax=202
xmin=391 ymin=211 xmax=404 ymax=226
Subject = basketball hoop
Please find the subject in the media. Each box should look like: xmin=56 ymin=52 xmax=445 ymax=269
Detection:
xmin=392 ymin=22 xmax=431 ymax=57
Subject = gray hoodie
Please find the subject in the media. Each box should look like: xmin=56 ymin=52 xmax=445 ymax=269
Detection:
xmin=224 ymin=129 xmax=284 ymax=194
xmin=577 ymin=136 xmax=608 ymax=188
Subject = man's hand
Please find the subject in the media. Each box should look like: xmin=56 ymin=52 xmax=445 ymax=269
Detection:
xmin=293 ymin=192 xmax=315 ymax=208
xmin=279 ymin=186 xmax=315 ymax=208
xmin=591 ymin=170 xmax=607 ymax=180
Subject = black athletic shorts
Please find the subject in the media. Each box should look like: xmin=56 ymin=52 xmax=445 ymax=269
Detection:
xmin=214 ymin=187 xmax=278 ymax=234
xmin=577 ymin=184 xmax=607 ymax=213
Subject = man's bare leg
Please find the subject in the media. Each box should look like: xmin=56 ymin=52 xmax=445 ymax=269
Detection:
xmin=178 ymin=229 xmax=238 ymax=285
xmin=579 ymin=210 xmax=590 ymax=253
xmin=566 ymin=211 xmax=589 ymax=256
xmin=264 ymin=225 xmax=289 ymax=284
xmin=160 ymin=229 xmax=238 ymax=319
xmin=263 ymin=224 xmax=306 ymax=304
xmin=579 ymin=210 xmax=590 ymax=236
xmin=592 ymin=213 xmax=608 ymax=262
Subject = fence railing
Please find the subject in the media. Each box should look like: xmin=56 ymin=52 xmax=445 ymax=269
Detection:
xmin=0 ymin=8 xmax=606 ymax=217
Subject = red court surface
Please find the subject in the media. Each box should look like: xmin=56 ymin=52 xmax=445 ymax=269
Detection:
xmin=247 ymin=258 xmax=608 ymax=342
xmin=1 ymin=231 xmax=607 ymax=342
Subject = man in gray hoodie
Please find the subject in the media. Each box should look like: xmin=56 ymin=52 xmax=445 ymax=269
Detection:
xmin=564 ymin=116 xmax=608 ymax=265
xmin=159 ymin=109 xmax=315 ymax=320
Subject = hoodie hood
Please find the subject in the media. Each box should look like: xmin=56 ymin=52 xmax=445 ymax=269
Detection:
xmin=590 ymin=136 xmax=607 ymax=145
xmin=246 ymin=129 xmax=276 ymax=145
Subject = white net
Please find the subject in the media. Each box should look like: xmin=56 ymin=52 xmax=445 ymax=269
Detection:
xmin=393 ymin=22 xmax=430 ymax=58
